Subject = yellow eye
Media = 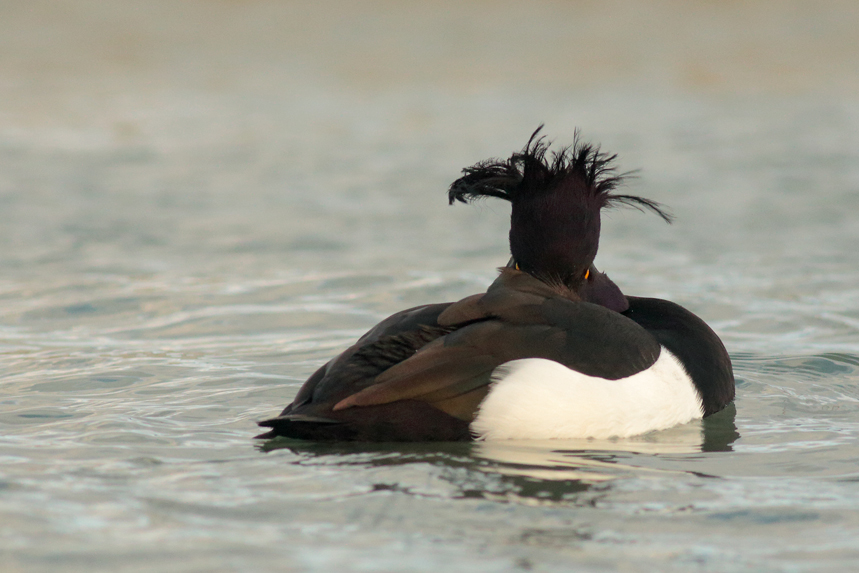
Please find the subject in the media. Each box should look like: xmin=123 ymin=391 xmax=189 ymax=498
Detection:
xmin=515 ymin=263 xmax=520 ymax=271
xmin=584 ymin=269 xmax=590 ymax=280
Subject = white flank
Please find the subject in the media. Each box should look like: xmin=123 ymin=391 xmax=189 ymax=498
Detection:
xmin=471 ymin=347 xmax=704 ymax=440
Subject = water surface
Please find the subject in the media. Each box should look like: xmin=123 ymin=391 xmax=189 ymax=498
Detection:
xmin=2 ymin=2 xmax=859 ymax=571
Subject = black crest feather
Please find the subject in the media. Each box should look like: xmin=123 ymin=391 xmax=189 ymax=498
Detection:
xmin=448 ymin=126 xmax=673 ymax=223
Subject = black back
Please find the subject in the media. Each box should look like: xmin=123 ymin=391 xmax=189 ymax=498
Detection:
xmin=623 ymin=296 xmax=735 ymax=416
xmin=258 ymin=270 xmax=664 ymax=441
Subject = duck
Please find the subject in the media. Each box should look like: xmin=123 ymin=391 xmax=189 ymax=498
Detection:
xmin=257 ymin=128 xmax=735 ymax=442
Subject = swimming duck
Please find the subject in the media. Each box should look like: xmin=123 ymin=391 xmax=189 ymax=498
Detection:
xmin=258 ymin=129 xmax=735 ymax=442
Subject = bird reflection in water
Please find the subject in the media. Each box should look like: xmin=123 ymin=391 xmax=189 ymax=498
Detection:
xmin=259 ymin=403 xmax=737 ymax=502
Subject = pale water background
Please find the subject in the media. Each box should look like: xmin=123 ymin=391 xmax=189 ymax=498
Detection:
xmin=3 ymin=1 xmax=859 ymax=571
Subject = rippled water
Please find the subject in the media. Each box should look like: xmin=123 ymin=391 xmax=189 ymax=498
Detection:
xmin=3 ymin=2 xmax=859 ymax=571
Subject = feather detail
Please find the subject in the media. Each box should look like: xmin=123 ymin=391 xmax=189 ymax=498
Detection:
xmin=448 ymin=125 xmax=672 ymax=223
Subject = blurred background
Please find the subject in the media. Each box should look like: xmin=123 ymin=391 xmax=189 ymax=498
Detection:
xmin=3 ymin=2 xmax=859 ymax=572
xmin=3 ymin=0 xmax=858 ymax=282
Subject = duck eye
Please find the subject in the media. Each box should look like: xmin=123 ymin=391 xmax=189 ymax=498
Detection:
xmin=515 ymin=263 xmax=521 ymax=271
xmin=584 ymin=269 xmax=590 ymax=280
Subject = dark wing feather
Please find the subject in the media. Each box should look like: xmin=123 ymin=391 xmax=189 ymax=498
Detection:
xmin=287 ymin=303 xmax=455 ymax=409
xmin=623 ymin=296 xmax=735 ymax=416
xmin=260 ymin=270 xmax=661 ymax=441
xmin=256 ymin=302 xmax=475 ymax=441
xmin=333 ymin=275 xmax=660 ymax=417
xmin=258 ymin=400 xmax=472 ymax=442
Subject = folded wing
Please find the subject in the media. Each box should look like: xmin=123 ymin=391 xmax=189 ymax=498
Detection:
xmin=258 ymin=269 xmax=660 ymax=441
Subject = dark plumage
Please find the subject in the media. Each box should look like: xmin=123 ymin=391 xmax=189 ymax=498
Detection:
xmin=258 ymin=128 xmax=735 ymax=442
xmin=448 ymin=127 xmax=670 ymax=221
xmin=449 ymin=126 xmax=671 ymax=290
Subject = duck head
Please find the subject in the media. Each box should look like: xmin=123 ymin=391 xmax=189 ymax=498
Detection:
xmin=449 ymin=127 xmax=672 ymax=307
